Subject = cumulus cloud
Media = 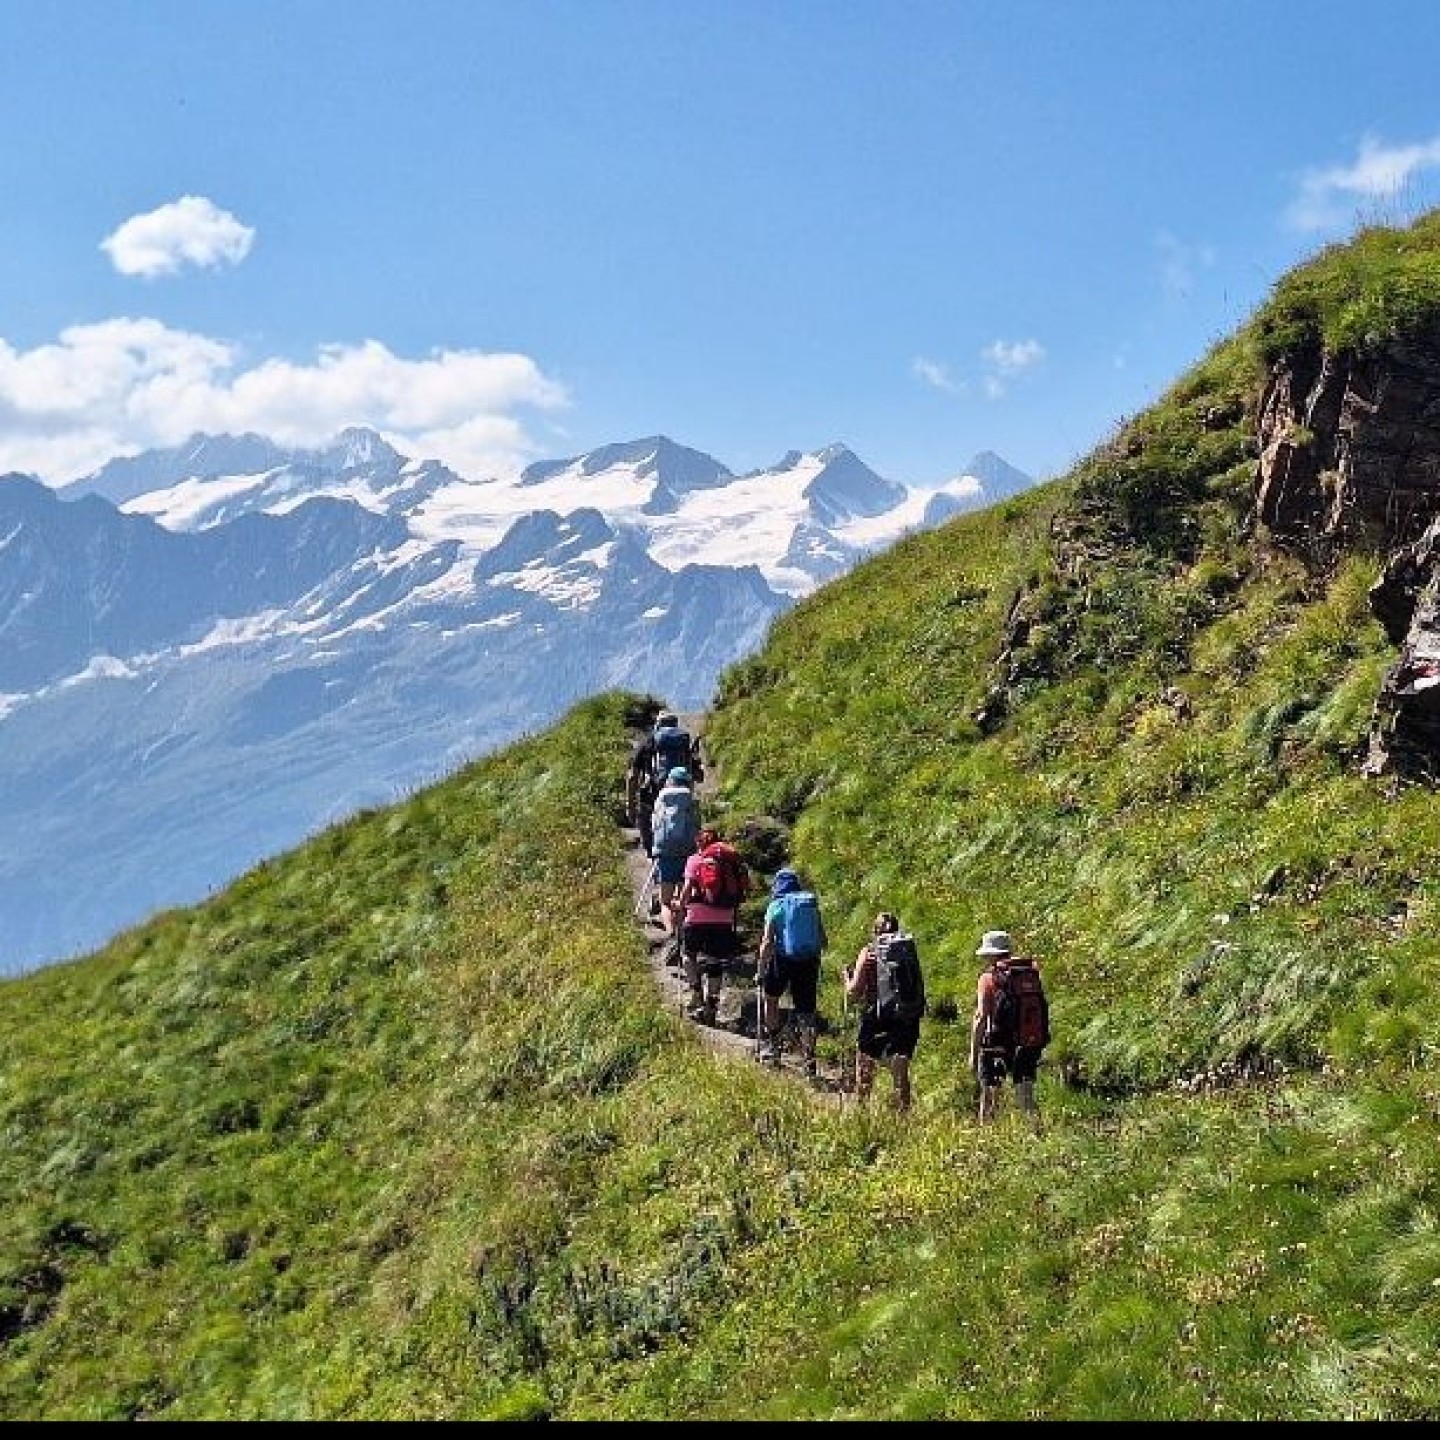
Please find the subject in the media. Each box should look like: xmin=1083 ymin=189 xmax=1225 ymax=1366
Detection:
xmin=101 ymin=195 xmax=257 ymax=278
xmin=0 ymin=320 xmax=568 ymax=483
xmin=911 ymin=356 xmax=967 ymax=396
xmin=1286 ymin=134 xmax=1440 ymax=233
xmin=980 ymin=338 xmax=1045 ymax=399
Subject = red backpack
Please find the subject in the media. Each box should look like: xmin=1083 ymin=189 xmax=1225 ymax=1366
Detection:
xmin=693 ymin=841 xmax=749 ymax=908
xmin=983 ymin=958 xmax=1051 ymax=1050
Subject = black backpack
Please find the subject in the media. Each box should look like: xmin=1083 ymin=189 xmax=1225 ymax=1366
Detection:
xmin=984 ymin=959 xmax=1050 ymax=1050
xmin=873 ymin=931 xmax=926 ymax=1023
xmin=651 ymin=724 xmax=694 ymax=786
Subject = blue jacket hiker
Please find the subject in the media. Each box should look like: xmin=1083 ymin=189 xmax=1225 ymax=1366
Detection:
xmin=756 ymin=867 xmax=827 ymax=1076
xmin=650 ymin=767 xmax=701 ymax=933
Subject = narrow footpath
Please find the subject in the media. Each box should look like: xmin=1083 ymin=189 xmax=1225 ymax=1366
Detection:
xmin=622 ymin=710 xmax=850 ymax=1100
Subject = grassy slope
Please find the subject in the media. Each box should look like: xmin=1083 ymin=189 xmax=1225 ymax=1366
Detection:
xmin=6 ymin=216 xmax=1440 ymax=1418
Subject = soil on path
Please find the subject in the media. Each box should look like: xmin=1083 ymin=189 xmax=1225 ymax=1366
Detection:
xmin=623 ymin=710 xmax=851 ymax=1101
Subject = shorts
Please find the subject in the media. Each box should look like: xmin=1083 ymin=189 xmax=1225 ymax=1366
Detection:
xmin=979 ymin=1045 xmax=1042 ymax=1087
xmin=857 ymin=1011 xmax=920 ymax=1061
xmin=655 ymin=852 xmax=688 ymax=884
xmin=760 ymin=952 xmax=820 ymax=1014
xmin=682 ymin=922 xmax=738 ymax=975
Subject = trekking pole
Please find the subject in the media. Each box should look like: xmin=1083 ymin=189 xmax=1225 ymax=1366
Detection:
xmin=634 ymin=858 xmax=658 ymax=921
xmin=753 ymin=956 xmax=764 ymax=1062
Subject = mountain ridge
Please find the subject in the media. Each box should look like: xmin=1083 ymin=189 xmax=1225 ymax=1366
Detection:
xmin=0 ymin=431 xmax=1032 ymax=975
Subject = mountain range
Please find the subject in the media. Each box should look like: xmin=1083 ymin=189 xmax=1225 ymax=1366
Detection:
xmin=0 ymin=433 xmax=1031 ymax=974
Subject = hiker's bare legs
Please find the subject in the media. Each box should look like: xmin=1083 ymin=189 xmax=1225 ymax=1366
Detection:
xmin=891 ymin=1056 xmax=912 ymax=1113
xmin=795 ymin=1012 xmax=817 ymax=1072
xmin=683 ymin=950 xmax=705 ymax=1014
xmin=761 ymin=991 xmax=781 ymax=1036
xmin=659 ymin=886 xmax=680 ymax=934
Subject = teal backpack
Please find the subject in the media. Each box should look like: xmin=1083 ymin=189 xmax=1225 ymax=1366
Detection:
xmin=775 ymin=890 xmax=823 ymax=960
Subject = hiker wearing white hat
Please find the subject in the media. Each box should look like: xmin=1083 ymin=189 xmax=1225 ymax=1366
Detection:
xmin=970 ymin=929 xmax=1050 ymax=1126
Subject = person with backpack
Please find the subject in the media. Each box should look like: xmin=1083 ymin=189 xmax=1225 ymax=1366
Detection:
xmin=970 ymin=929 xmax=1050 ymax=1126
xmin=649 ymin=766 xmax=701 ymax=935
xmin=649 ymin=712 xmax=704 ymax=795
xmin=842 ymin=911 xmax=924 ymax=1113
xmin=625 ymin=725 xmax=663 ymax=857
xmin=674 ymin=827 xmax=750 ymax=1025
xmin=755 ymin=867 xmax=827 ymax=1076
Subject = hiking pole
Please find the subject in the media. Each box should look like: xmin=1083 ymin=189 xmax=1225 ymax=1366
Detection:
xmin=634 ymin=858 xmax=659 ymax=921
xmin=753 ymin=955 xmax=764 ymax=1062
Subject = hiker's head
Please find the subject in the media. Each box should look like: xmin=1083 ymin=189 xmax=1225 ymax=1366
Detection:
xmin=656 ymin=711 xmax=679 ymax=729
xmin=697 ymin=827 xmax=719 ymax=849
xmin=873 ymin=911 xmax=900 ymax=937
xmin=668 ymin=766 xmax=692 ymax=786
xmin=771 ymin=867 xmax=800 ymax=898
xmin=976 ymin=930 xmax=1013 ymax=959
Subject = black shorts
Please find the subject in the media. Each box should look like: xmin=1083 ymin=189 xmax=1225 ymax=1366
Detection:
xmin=979 ymin=1045 xmax=1042 ymax=1086
xmin=682 ymin=923 xmax=738 ymax=974
xmin=760 ymin=952 xmax=820 ymax=1013
xmin=857 ymin=1011 xmax=920 ymax=1061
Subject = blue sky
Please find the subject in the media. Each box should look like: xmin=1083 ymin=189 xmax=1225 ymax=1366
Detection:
xmin=6 ymin=0 xmax=1440 ymax=490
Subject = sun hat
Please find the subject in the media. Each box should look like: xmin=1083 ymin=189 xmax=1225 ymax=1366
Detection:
xmin=668 ymin=766 xmax=691 ymax=784
xmin=976 ymin=930 xmax=1013 ymax=957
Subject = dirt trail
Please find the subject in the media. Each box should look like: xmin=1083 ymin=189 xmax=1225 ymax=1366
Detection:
xmin=623 ymin=710 xmax=850 ymax=1101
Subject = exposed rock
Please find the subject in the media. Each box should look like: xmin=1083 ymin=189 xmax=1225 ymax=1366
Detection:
xmin=1254 ymin=327 xmax=1440 ymax=781
xmin=1255 ymin=328 xmax=1440 ymax=550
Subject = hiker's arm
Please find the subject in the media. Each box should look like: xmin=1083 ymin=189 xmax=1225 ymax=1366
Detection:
xmin=969 ymin=973 xmax=991 ymax=1074
xmin=757 ymin=917 xmax=775 ymax=975
xmin=843 ymin=945 xmax=869 ymax=1000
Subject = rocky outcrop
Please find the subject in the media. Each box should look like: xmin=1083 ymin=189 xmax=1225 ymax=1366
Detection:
xmin=1255 ymin=328 xmax=1440 ymax=550
xmin=1254 ymin=327 xmax=1440 ymax=780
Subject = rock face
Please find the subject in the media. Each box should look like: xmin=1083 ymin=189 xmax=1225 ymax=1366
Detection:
xmin=1253 ymin=327 xmax=1440 ymax=778
xmin=1255 ymin=329 xmax=1440 ymax=548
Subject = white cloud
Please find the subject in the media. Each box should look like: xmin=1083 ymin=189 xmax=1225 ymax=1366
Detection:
xmin=101 ymin=195 xmax=257 ymax=278
xmin=911 ymin=356 xmax=967 ymax=396
xmin=1286 ymin=134 xmax=1440 ymax=233
xmin=1155 ymin=229 xmax=1217 ymax=300
xmin=0 ymin=320 xmax=568 ymax=483
xmin=980 ymin=338 xmax=1045 ymax=399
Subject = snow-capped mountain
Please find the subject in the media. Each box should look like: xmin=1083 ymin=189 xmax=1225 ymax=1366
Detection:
xmin=0 ymin=431 xmax=1030 ymax=975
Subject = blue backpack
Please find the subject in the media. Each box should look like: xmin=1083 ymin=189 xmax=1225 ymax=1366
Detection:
xmin=775 ymin=890 xmax=823 ymax=960
xmin=651 ymin=785 xmax=700 ymax=858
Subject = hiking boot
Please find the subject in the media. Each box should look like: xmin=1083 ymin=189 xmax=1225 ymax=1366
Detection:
xmin=803 ymin=1059 xmax=818 ymax=1080
xmin=757 ymin=1043 xmax=781 ymax=1066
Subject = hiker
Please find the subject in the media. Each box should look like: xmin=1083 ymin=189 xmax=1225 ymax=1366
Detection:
xmin=756 ymin=867 xmax=827 ymax=1076
xmin=650 ymin=712 xmax=704 ymax=792
xmin=673 ymin=826 xmax=749 ymax=1025
xmin=842 ymin=911 xmax=923 ymax=1113
xmin=970 ymin=929 xmax=1050 ymax=1126
xmin=650 ymin=766 xmax=701 ymax=934
xmin=625 ymin=711 xmax=673 ymax=855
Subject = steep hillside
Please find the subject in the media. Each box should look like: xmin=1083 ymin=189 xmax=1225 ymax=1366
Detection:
xmin=8 ymin=212 xmax=1440 ymax=1419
